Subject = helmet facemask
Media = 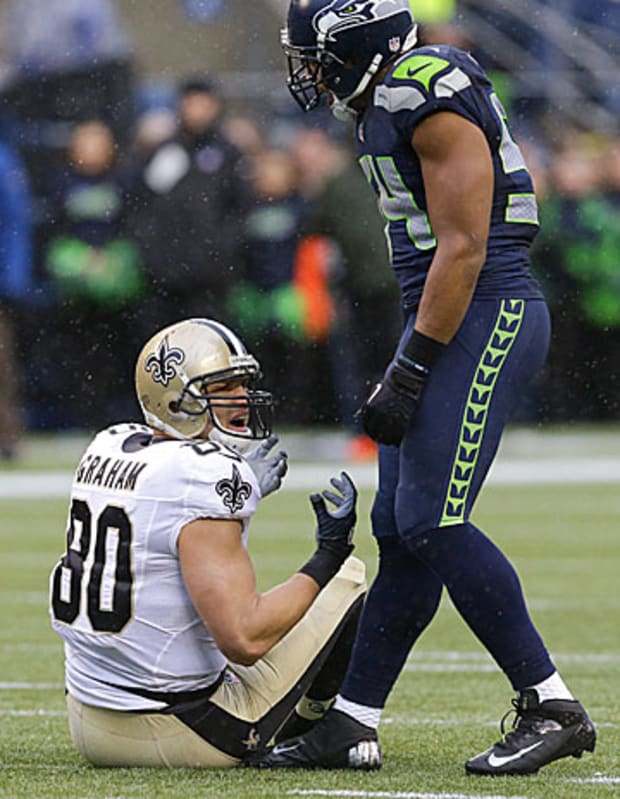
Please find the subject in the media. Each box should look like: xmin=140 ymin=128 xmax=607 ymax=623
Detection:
xmin=281 ymin=27 xmax=362 ymax=115
xmin=281 ymin=28 xmax=328 ymax=112
xmin=176 ymin=369 xmax=273 ymax=442
xmin=282 ymin=0 xmax=418 ymax=120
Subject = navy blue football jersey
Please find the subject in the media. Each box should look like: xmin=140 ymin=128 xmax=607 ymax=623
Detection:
xmin=355 ymin=45 xmax=543 ymax=309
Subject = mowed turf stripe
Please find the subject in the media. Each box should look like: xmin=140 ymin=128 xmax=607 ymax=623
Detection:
xmin=0 ymin=682 xmax=61 ymax=689
xmin=2 ymin=643 xmax=617 ymax=665
xmin=4 ymin=592 xmax=620 ymax=608
xmin=4 ymin=592 xmax=620 ymax=614
xmin=0 ymin=709 xmax=66 ymax=716
xmin=288 ymin=792 xmax=530 ymax=799
xmin=2 ymin=708 xmax=616 ymax=731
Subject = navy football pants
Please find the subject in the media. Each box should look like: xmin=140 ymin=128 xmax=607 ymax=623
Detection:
xmin=341 ymin=298 xmax=557 ymax=706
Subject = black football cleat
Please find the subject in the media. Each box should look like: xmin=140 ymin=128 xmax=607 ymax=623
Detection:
xmin=273 ymin=711 xmax=317 ymax=745
xmin=466 ymin=689 xmax=596 ymax=776
xmin=247 ymin=708 xmax=382 ymax=770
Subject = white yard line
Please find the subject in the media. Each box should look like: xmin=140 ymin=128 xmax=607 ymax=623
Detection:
xmin=380 ymin=717 xmax=617 ymax=730
xmin=405 ymin=664 xmax=497 ymax=673
xmin=528 ymin=599 xmax=620 ymax=611
xmin=288 ymin=790 xmax=531 ymax=799
xmin=566 ymin=776 xmax=620 ymax=784
xmin=0 ymin=471 xmax=74 ymax=498
xmin=402 ymin=651 xmax=620 ymax=674
xmin=409 ymin=650 xmax=620 ymax=661
xmin=2 ymin=456 xmax=620 ymax=499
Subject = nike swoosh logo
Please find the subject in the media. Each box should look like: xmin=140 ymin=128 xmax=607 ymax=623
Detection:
xmin=487 ymin=740 xmax=545 ymax=767
xmin=407 ymin=62 xmax=433 ymax=78
xmin=272 ymin=743 xmax=300 ymax=755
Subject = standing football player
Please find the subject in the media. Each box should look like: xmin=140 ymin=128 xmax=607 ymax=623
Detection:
xmin=251 ymin=0 xmax=596 ymax=775
xmin=49 ymin=317 xmax=366 ymax=767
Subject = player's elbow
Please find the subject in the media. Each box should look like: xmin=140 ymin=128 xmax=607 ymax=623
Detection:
xmin=218 ymin=634 xmax=266 ymax=666
xmin=223 ymin=647 xmax=263 ymax=666
xmin=446 ymin=230 xmax=486 ymax=262
xmin=462 ymin=245 xmax=486 ymax=289
xmin=439 ymin=231 xmax=486 ymax=283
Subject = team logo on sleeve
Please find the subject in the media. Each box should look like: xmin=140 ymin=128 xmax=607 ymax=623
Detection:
xmin=144 ymin=336 xmax=185 ymax=386
xmin=216 ymin=464 xmax=252 ymax=512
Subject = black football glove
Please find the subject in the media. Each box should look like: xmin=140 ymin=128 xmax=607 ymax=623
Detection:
xmin=357 ymin=358 xmax=429 ymax=446
xmin=299 ymin=472 xmax=358 ymax=588
xmin=310 ymin=471 xmax=357 ymax=548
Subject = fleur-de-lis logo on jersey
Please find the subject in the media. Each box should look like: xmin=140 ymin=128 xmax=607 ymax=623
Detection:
xmin=242 ymin=727 xmax=261 ymax=751
xmin=216 ymin=464 xmax=252 ymax=513
xmin=145 ymin=337 xmax=185 ymax=386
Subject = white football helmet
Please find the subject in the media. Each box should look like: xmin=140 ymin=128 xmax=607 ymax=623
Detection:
xmin=135 ymin=318 xmax=273 ymax=441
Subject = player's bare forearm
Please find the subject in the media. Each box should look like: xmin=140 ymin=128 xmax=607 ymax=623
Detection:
xmin=226 ymin=471 xmax=356 ymax=663
xmin=180 ymin=518 xmax=319 ymax=665
xmin=415 ymin=243 xmax=485 ymax=343
xmin=233 ymin=573 xmax=320 ymax=664
xmin=192 ymin=576 xmax=319 ymax=666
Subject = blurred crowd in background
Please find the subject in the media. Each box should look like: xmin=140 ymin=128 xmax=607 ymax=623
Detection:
xmin=0 ymin=0 xmax=618 ymax=461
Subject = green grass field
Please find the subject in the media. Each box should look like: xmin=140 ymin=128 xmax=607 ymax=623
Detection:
xmin=1 ymin=458 xmax=619 ymax=799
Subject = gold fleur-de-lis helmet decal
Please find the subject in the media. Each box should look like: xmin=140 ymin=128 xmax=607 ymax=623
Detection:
xmin=144 ymin=336 xmax=185 ymax=387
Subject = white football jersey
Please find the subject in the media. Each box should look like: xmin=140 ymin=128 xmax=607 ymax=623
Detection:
xmin=49 ymin=424 xmax=260 ymax=711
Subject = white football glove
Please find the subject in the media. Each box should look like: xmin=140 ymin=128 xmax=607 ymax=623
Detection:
xmin=245 ymin=435 xmax=288 ymax=498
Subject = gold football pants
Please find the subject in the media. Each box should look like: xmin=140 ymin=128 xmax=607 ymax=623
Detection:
xmin=66 ymin=556 xmax=366 ymax=767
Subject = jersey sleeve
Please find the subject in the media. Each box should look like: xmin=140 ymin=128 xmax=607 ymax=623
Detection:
xmin=166 ymin=442 xmax=260 ymax=554
xmin=379 ymin=48 xmax=480 ymax=144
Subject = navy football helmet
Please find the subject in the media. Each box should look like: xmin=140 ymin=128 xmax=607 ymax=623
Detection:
xmin=281 ymin=0 xmax=417 ymax=118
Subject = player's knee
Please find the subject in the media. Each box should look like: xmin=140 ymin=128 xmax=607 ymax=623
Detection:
xmin=405 ymin=522 xmax=489 ymax=567
xmin=337 ymin=555 xmax=367 ymax=586
xmin=370 ymin=490 xmax=396 ymax=536
xmin=376 ymin=536 xmax=409 ymax=566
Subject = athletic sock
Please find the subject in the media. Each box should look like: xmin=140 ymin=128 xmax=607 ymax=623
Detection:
xmin=526 ymin=671 xmax=574 ymax=702
xmin=333 ymin=695 xmax=381 ymax=729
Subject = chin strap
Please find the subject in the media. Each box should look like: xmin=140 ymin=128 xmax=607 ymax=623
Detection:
xmin=208 ymin=426 xmax=255 ymax=455
xmin=330 ymin=98 xmax=358 ymax=122
xmin=334 ymin=52 xmax=384 ymax=120
xmin=331 ymin=26 xmax=419 ymax=123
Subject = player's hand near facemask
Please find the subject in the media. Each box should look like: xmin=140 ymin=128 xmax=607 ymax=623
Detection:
xmin=245 ymin=435 xmax=288 ymax=497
